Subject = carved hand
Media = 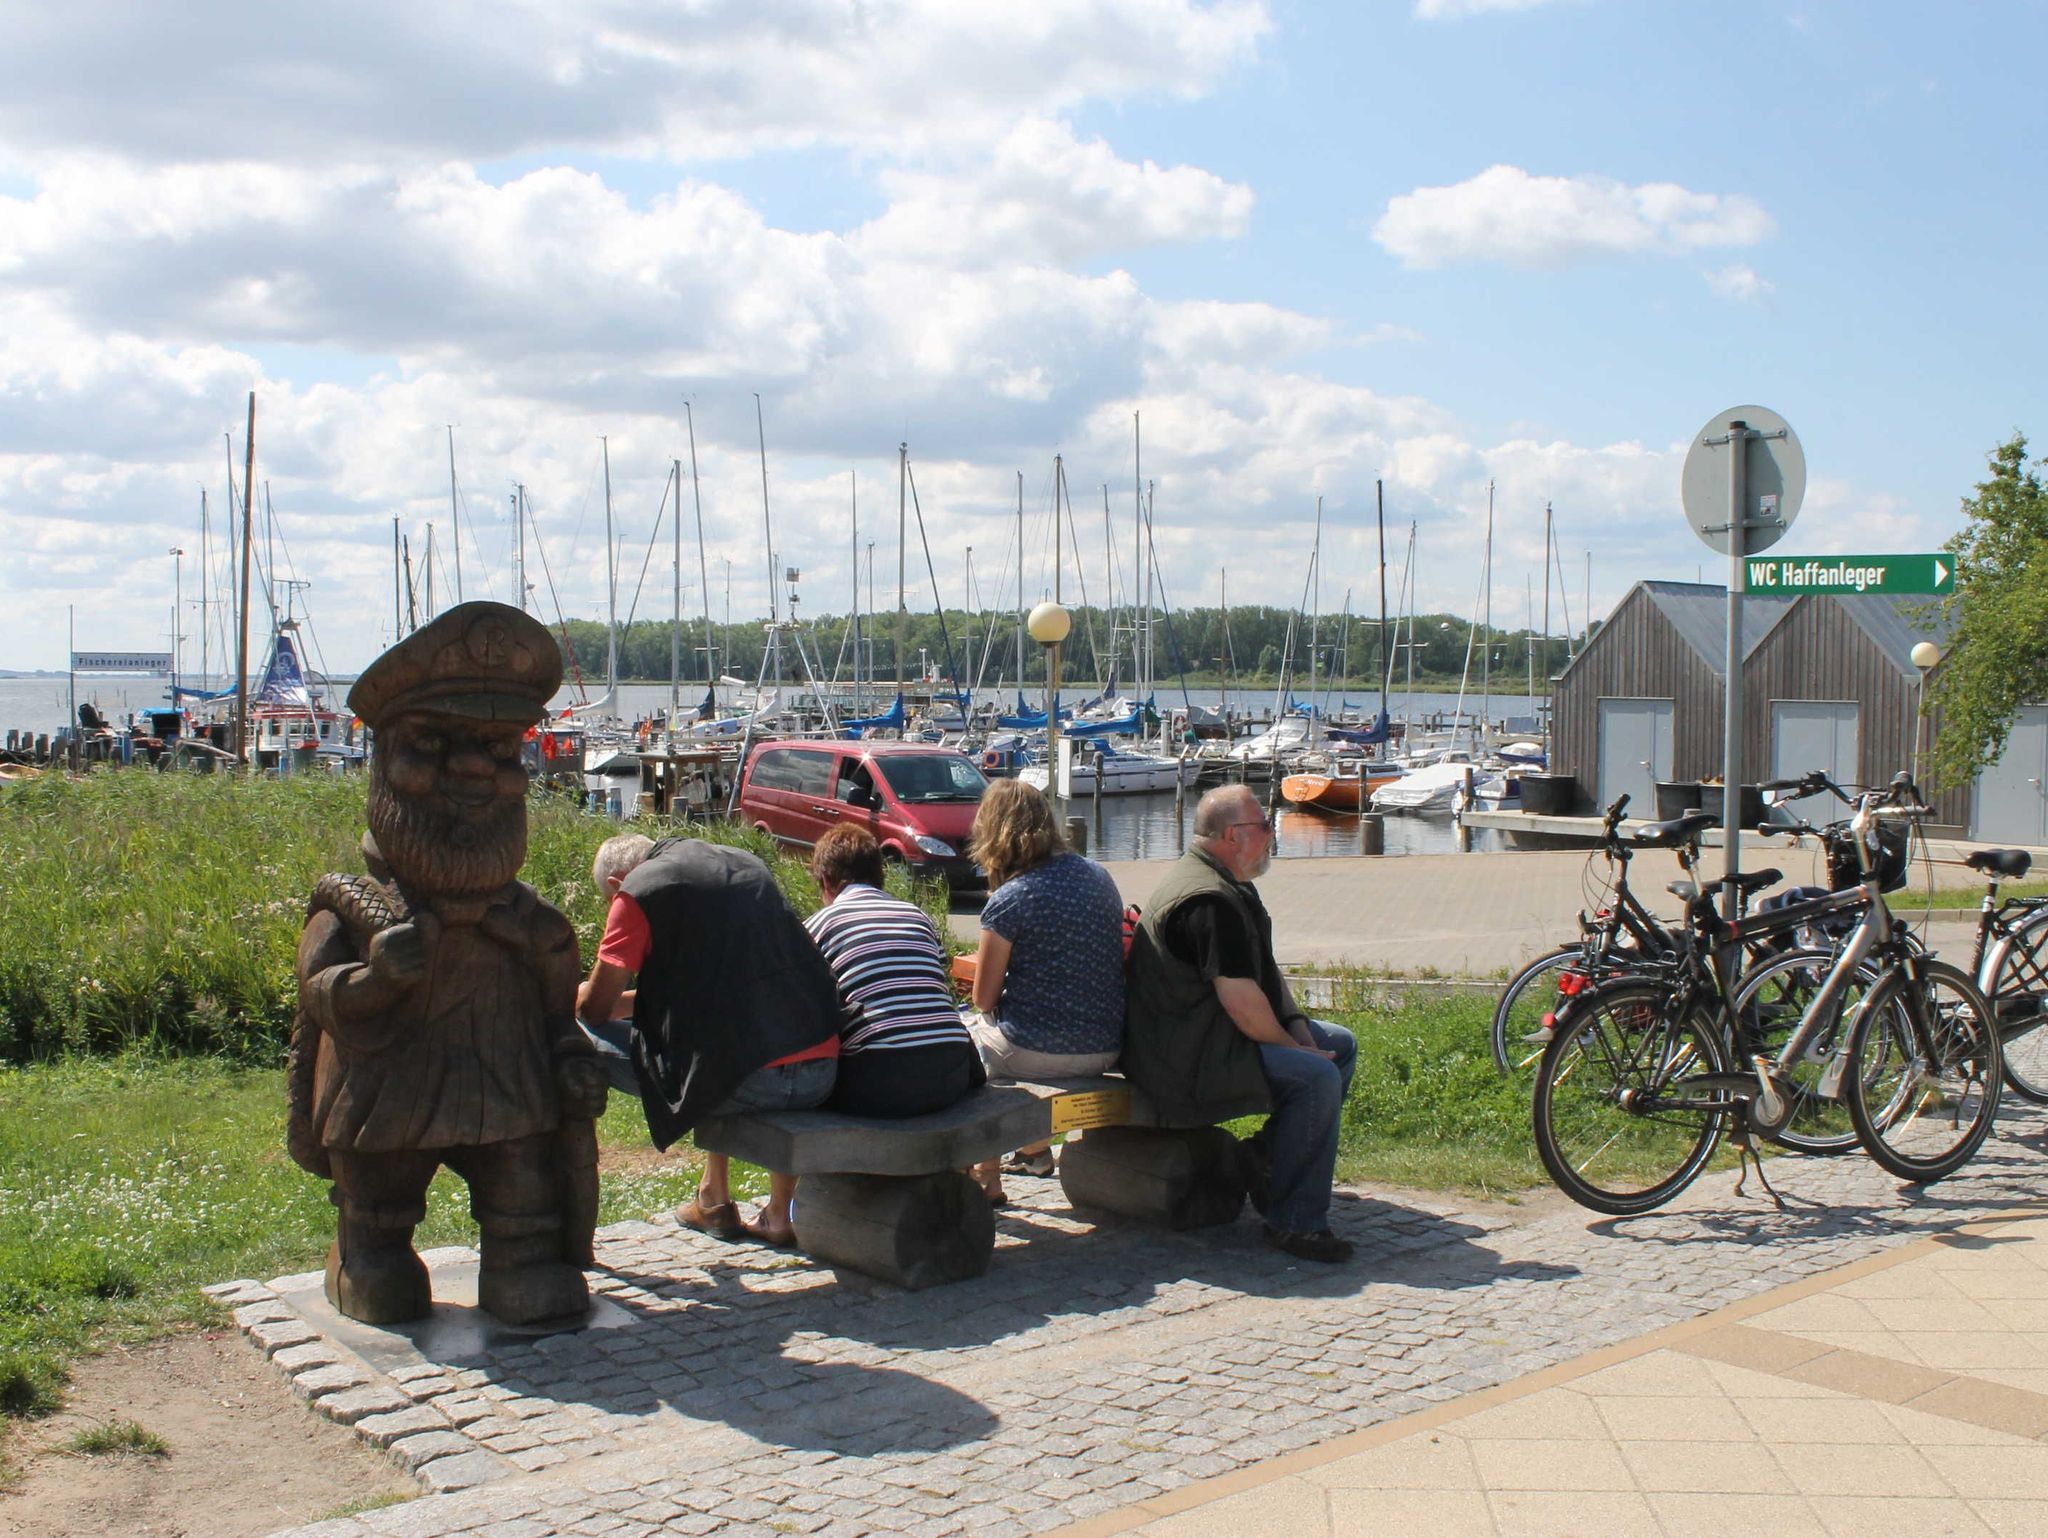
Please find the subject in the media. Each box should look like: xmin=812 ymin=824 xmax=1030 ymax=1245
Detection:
xmin=367 ymin=921 xmax=430 ymax=992
xmin=556 ymin=1055 xmax=610 ymax=1120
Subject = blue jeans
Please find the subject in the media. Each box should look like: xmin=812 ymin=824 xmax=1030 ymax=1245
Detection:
xmin=1255 ymin=1018 xmax=1358 ymax=1233
xmin=577 ymin=1018 xmax=837 ymax=1111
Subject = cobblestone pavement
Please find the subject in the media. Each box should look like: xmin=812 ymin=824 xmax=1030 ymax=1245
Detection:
xmin=223 ymin=1103 xmax=2048 ymax=1538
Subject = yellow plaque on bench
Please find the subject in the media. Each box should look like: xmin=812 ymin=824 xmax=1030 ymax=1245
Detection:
xmin=1050 ymin=1087 xmax=1133 ymax=1133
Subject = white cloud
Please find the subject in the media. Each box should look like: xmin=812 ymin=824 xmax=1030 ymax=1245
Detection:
xmin=1704 ymin=263 xmax=1775 ymax=302
xmin=856 ymin=119 xmax=1253 ymax=268
xmin=0 ymin=1 xmax=1272 ymax=168
xmin=1414 ymin=0 xmax=1565 ymax=18
xmin=1374 ymin=164 xmax=1774 ymax=269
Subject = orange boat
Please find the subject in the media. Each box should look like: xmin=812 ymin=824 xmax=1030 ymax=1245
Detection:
xmin=1280 ymin=762 xmax=1406 ymax=812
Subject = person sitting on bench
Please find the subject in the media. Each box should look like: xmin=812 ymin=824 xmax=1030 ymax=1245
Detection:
xmin=575 ymin=832 xmax=841 ymax=1247
xmin=961 ymin=779 xmax=1125 ymax=1203
xmin=805 ymin=824 xmax=984 ymax=1131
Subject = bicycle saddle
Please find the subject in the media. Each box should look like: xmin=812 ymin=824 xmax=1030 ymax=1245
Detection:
xmin=1965 ymin=848 xmax=2033 ymax=879
xmin=1632 ymin=811 xmax=1718 ymax=848
xmin=1702 ymin=868 xmax=1782 ymax=898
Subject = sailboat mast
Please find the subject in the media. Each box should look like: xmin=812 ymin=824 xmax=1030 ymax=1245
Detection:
xmin=1307 ymin=495 xmax=1324 ymax=740
xmin=198 ymin=486 xmax=210 ymax=687
xmin=670 ymin=458 xmax=683 ymax=718
xmin=1376 ymin=480 xmax=1389 ymax=722
xmin=1541 ymin=501 xmax=1553 ymax=725
xmin=601 ymin=436 xmax=617 ymax=703
xmin=685 ymin=403 xmax=715 ymax=717
xmin=895 ymin=443 xmax=907 ymax=697
xmin=516 ymin=485 xmax=528 ymax=613
xmin=446 ymin=425 xmax=463 ymax=604
xmin=233 ymin=391 xmax=255 ymax=765
xmin=850 ymin=470 xmax=860 ymax=695
xmin=1015 ymin=472 xmax=1025 ymax=696
xmin=1480 ymin=479 xmax=1494 ymax=747
xmin=1133 ymin=411 xmax=1143 ymax=702
xmin=391 ymin=517 xmax=402 ymax=642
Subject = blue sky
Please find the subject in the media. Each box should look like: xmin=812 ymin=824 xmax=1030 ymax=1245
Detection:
xmin=0 ymin=0 xmax=2041 ymax=673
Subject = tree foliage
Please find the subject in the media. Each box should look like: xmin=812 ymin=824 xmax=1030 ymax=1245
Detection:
xmin=1929 ymin=433 xmax=2048 ymax=787
xmin=544 ymin=604 xmax=1585 ymax=695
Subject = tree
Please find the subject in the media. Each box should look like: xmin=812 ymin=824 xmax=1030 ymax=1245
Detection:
xmin=1928 ymin=433 xmax=2048 ymax=788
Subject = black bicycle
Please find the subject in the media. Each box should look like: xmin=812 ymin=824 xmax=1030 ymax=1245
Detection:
xmin=1530 ymin=772 xmax=2001 ymax=1213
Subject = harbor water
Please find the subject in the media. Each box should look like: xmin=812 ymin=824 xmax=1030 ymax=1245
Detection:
xmin=7 ymin=676 xmax=1528 ymax=862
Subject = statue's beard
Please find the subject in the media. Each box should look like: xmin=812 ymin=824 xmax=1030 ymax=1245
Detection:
xmin=368 ymin=775 xmax=527 ymax=896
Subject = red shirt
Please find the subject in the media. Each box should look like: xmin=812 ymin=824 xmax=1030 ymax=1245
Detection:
xmin=598 ymin=892 xmax=837 ymax=1065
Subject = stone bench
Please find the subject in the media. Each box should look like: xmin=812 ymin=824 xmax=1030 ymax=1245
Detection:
xmin=693 ymin=1076 xmax=1266 ymax=1289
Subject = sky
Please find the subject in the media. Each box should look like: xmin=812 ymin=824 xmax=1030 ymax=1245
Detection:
xmin=2 ymin=0 xmax=2043 ymax=677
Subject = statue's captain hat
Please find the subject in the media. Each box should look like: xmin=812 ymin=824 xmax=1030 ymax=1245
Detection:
xmin=348 ymin=601 xmax=561 ymax=729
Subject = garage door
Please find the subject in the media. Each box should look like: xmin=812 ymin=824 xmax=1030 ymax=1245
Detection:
xmin=1771 ymin=701 xmax=1860 ymax=822
xmin=1973 ymin=706 xmax=2048 ymax=844
xmin=1597 ymin=698 xmax=1673 ymax=815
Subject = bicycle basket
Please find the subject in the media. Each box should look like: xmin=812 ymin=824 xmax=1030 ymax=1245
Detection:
xmin=1825 ymin=822 xmax=1910 ymax=894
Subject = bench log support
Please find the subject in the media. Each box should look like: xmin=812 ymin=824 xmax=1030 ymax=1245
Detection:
xmin=1057 ymin=1126 xmax=1247 ymax=1231
xmin=792 ymin=1171 xmax=995 ymax=1291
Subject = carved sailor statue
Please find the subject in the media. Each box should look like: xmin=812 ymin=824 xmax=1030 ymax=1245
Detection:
xmin=288 ymin=601 xmax=606 ymax=1326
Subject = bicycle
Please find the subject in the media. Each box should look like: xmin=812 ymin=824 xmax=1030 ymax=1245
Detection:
xmin=1490 ymin=794 xmax=1796 ymax=1077
xmin=1952 ymin=847 xmax=2048 ymax=1103
xmin=1530 ymin=771 xmax=2002 ymax=1214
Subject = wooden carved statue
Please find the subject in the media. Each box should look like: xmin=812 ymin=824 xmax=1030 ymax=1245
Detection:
xmin=288 ymin=601 xmax=606 ymax=1326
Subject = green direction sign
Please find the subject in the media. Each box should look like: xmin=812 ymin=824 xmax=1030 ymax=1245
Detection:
xmin=1741 ymin=552 xmax=1954 ymax=596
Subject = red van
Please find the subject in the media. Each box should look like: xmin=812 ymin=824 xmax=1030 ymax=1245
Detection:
xmin=736 ymin=739 xmax=988 ymax=889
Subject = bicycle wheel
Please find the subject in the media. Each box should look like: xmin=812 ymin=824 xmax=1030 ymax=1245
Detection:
xmin=1844 ymin=960 xmax=2003 ymax=1183
xmin=1727 ymin=948 xmax=1880 ymax=1155
xmin=1985 ymin=907 xmax=2048 ymax=1104
xmin=1531 ymin=981 xmax=1731 ymax=1215
xmin=1492 ymin=945 xmax=1580 ymax=1076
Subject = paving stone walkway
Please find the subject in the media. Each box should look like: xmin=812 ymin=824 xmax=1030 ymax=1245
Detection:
xmin=222 ymin=1102 xmax=2048 ymax=1538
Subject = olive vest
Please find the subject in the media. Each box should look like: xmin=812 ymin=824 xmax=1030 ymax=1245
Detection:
xmin=1120 ymin=846 xmax=1275 ymax=1127
xmin=623 ymin=839 xmax=843 ymax=1149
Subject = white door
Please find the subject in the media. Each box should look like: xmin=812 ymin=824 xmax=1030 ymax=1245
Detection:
xmin=1973 ymin=706 xmax=2048 ymax=844
xmin=1596 ymin=699 xmax=1673 ymax=816
xmin=1771 ymin=701 xmax=1860 ymax=823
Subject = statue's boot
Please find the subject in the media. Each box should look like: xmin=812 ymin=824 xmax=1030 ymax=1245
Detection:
xmin=326 ymin=1221 xmax=432 ymax=1325
xmin=477 ymin=1213 xmax=588 ymax=1326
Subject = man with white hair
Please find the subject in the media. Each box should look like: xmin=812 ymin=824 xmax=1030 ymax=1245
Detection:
xmin=1122 ymin=784 xmax=1358 ymax=1262
xmin=576 ymin=833 xmax=841 ymax=1246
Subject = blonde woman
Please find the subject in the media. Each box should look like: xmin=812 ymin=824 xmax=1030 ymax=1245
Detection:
xmin=965 ymin=779 xmax=1125 ymax=1202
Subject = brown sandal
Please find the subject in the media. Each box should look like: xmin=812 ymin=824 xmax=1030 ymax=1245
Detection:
xmin=674 ymin=1197 xmax=745 ymax=1240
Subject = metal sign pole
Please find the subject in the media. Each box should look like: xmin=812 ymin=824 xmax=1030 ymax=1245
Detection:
xmin=1721 ymin=422 xmax=1748 ymax=921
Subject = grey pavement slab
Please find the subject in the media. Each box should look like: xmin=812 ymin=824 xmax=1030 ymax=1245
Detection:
xmin=237 ymin=1098 xmax=2048 ymax=1538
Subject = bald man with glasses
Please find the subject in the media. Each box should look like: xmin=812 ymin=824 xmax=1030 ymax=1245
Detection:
xmin=1122 ymin=785 xmax=1358 ymax=1263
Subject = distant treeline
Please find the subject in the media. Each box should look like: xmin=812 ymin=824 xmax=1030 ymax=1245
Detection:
xmin=550 ymin=606 xmax=1601 ymax=692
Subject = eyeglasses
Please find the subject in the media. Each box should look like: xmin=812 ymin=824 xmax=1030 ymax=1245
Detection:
xmin=1228 ymin=815 xmax=1274 ymax=835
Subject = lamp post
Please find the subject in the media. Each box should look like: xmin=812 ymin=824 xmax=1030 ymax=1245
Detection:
xmin=1028 ymin=600 xmax=1071 ymax=797
xmin=169 ymin=546 xmax=185 ymax=697
xmin=1911 ymin=640 xmax=1943 ymax=790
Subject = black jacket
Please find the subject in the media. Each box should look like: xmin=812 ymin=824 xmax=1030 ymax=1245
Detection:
xmin=622 ymin=840 xmax=842 ymax=1148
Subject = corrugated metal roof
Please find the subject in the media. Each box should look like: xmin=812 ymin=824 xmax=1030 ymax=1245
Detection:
xmin=1640 ymin=580 xmax=1798 ymax=673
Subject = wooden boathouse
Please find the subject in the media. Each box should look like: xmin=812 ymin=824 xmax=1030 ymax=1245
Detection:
xmin=1548 ymin=580 xmax=2001 ymax=839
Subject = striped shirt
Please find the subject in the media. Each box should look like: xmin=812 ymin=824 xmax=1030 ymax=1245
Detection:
xmin=805 ymin=885 xmax=972 ymax=1056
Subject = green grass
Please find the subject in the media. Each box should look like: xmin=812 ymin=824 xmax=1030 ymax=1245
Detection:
xmin=0 ymin=990 xmax=1538 ymax=1455
xmin=0 ymin=771 xmax=942 ymax=1063
xmin=1902 ymin=879 xmax=2048 ymax=911
xmin=0 ymin=1053 xmax=742 ymax=1447
xmin=62 ymin=1419 xmax=167 ymax=1457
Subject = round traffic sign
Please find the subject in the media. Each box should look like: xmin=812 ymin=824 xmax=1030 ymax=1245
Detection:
xmin=1680 ymin=404 xmax=1805 ymax=556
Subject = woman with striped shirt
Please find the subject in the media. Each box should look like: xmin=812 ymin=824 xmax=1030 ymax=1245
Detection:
xmin=806 ymin=824 xmax=984 ymax=1129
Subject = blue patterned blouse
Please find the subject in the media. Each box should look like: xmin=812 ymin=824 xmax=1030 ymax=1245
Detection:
xmin=979 ymin=852 xmax=1125 ymax=1056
